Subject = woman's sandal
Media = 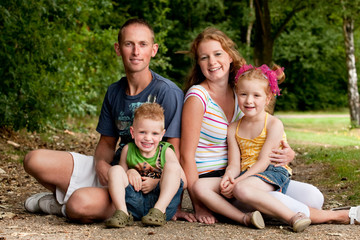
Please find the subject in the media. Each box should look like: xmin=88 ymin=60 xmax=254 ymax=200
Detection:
xmin=243 ymin=211 xmax=265 ymax=229
xmin=349 ymin=206 xmax=360 ymax=224
xmin=141 ymin=208 xmax=166 ymax=226
xmin=289 ymin=212 xmax=311 ymax=232
xmin=105 ymin=210 xmax=134 ymax=228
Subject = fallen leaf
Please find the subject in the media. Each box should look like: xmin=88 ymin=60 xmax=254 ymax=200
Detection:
xmin=6 ymin=141 xmax=20 ymax=148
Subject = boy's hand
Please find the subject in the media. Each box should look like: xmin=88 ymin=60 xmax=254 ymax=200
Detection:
xmin=127 ymin=169 xmax=142 ymax=191
xmin=141 ymin=177 xmax=159 ymax=194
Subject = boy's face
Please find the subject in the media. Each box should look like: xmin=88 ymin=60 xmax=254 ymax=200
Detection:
xmin=114 ymin=24 xmax=158 ymax=74
xmin=130 ymin=118 xmax=165 ymax=158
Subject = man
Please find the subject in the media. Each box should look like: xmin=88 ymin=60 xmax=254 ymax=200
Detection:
xmin=23 ymin=18 xmax=191 ymax=223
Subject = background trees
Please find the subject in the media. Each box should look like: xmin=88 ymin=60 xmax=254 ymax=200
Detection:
xmin=1 ymin=0 xmax=359 ymax=131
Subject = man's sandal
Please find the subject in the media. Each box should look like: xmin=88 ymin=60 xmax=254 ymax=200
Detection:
xmin=349 ymin=206 xmax=360 ymax=224
xmin=243 ymin=211 xmax=265 ymax=229
xmin=141 ymin=208 xmax=166 ymax=226
xmin=289 ymin=212 xmax=311 ymax=232
xmin=105 ymin=210 xmax=134 ymax=228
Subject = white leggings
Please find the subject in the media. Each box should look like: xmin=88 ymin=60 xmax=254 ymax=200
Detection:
xmin=269 ymin=180 xmax=324 ymax=217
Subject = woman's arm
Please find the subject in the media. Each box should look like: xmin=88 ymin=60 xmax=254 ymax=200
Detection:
xmin=180 ymin=96 xmax=207 ymax=214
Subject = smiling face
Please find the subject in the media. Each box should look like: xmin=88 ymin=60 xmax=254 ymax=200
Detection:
xmin=236 ymin=78 xmax=271 ymax=118
xmin=115 ymin=23 xmax=158 ymax=74
xmin=197 ymin=40 xmax=233 ymax=83
xmin=130 ymin=118 xmax=165 ymax=158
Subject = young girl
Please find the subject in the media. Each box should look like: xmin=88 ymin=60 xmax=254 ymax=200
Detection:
xmin=219 ymin=64 xmax=311 ymax=232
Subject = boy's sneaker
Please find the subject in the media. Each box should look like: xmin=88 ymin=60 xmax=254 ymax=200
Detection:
xmin=38 ymin=194 xmax=63 ymax=216
xmin=24 ymin=192 xmax=52 ymax=213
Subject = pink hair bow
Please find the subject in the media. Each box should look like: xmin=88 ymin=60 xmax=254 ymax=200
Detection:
xmin=235 ymin=64 xmax=282 ymax=96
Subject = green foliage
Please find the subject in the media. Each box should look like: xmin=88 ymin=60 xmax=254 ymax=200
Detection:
xmin=1 ymin=0 xmax=359 ymax=131
xmin=274 ymin=9 xmax=348 ymax=111
xmin=0 ymin=0 xmax=123 ymax=131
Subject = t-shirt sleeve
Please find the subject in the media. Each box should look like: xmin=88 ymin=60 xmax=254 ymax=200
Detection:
xmin=96 ymin=89 xmax=118 ymax=138
xmin=184 ymin=85 xmax=208 ymax=114
xmin=159 ymin=87 xmax=184 ymax=139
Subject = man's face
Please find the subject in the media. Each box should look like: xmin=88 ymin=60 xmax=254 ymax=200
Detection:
xmin=115 ymin=24 xmax=158 ymax=74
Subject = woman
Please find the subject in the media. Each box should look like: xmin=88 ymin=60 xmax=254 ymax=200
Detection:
xmin=180 ymin=27 xmax=328 ymax=225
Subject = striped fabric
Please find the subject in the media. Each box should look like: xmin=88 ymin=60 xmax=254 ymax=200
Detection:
xmin=184 ymin=85 xmax=243 ymax=175
xmin=235 ymin=113 xmax=292 ymax=174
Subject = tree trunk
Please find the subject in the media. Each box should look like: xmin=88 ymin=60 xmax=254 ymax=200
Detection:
xmin=254 ymin=0 xmax=275 ymax=113
xmin=246 ymin=0 xmax=254 ymax=48
xmin=253 ymin=0 xmax=274 ymax=67
xmin=343 ymin=17 xmax=360 ymax=127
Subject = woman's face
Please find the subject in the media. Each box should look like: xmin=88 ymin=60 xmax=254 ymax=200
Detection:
xmin=197 ymin=40 xmax=233 ymax=83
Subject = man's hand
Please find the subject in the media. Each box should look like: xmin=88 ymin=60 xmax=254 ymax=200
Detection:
xmin=269 ymin=140 xmax=295 ymax=166
xmin=172 ymin=209 xmax=197 ymax=222
xmin=141 ymin=177 xmax=159 ymax=194
xmin=95 ymin=159 xmax=111 ymax=186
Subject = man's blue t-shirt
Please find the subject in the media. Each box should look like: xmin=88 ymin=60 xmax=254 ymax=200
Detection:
xmin=96 ymin=70 xmax=184 ymax=165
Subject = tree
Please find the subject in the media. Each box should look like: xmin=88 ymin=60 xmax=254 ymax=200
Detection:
xmin=252 ymin=0 xmax=312 ymax=113
xmin=341 ymin=1 xmax=360 ymax=128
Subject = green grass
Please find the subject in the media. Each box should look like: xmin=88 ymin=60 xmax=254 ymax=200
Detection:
xmin=278 ymin=115 xmax=359 ymax=147
xmin=276 ymin=112 xmax=360 ymax=204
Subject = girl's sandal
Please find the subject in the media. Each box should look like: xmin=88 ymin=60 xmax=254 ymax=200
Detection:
xmin=141 ymin=208 xmax=166 ymax=226
xmin=349 ymin=206 xmax=360 ymax=225
xmin=243 ymin=211 xmax=265 ymax=229
xmin=105 ymin=210 xmax=134 ymax=228
xmin=289 ymin=212 xmax=311 ymax=232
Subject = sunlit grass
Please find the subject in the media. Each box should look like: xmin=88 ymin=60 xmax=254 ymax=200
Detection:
xmin=277 ymin=114 xmax=360 ymax=147
xmin=276 ymin=112 xmax=360 ymax=204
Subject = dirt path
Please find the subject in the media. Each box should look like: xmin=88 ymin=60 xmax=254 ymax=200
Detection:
xmin=0 ymin=127 xmax=359 ymax=240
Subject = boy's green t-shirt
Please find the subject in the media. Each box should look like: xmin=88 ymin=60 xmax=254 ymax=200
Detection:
xmin=126 ymin=141 xmax=174 ymax=179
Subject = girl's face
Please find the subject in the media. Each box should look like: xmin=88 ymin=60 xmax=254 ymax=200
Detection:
xmin=130 ymin=118 xmax=165 ymax=158
xmin=236 ymin=78 xmax=271 ymax=118
xmin=197 ymin=40 xmax=233 ymax=83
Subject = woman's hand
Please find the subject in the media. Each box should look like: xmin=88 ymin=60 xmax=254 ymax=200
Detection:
xmin=269 ymin=140 xmax=295 ymax=166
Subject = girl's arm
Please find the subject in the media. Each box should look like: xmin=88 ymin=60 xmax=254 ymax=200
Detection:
xmin=234 ymin=116 xmax=285 ymax=183
xmin=221 ymin=122 xmax=241 ymax=188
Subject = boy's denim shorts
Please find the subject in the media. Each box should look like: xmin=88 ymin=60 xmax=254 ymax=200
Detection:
xmin=125 ymin=180 xmax=184 ymax=221
xmin=245 ymin=165 xmax=291 ymax=193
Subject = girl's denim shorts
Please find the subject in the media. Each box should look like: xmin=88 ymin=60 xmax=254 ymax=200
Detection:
xmin=242 ymin=165 xmax=291 ymax=193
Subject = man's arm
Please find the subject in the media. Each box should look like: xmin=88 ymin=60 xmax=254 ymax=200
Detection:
xmin=167 ymin=137 xmax=180 ymax=160
xmin=94 ymin=135 xmax=118 ymax=186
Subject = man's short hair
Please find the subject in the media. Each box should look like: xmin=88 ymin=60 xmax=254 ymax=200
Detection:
xmin=118 ymin=18 xmax=155 ymax=43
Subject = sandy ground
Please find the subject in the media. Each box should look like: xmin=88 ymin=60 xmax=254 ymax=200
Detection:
xmin=1 ymin=124 xmax=360 ymax=240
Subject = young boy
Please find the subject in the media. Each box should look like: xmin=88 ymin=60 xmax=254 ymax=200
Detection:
xmin=105 ymin=102 xmax=184 ymax=227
